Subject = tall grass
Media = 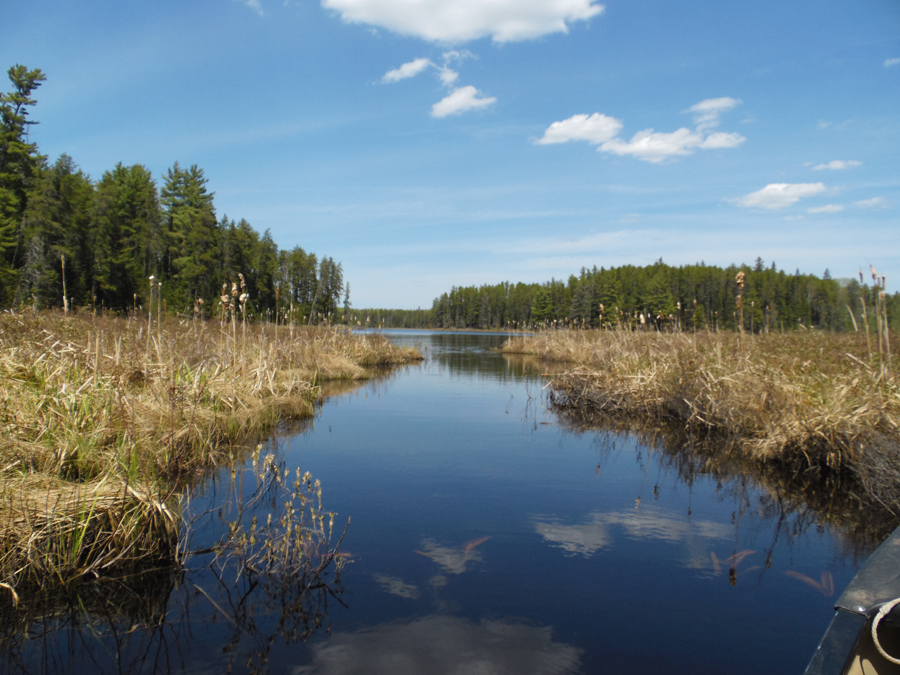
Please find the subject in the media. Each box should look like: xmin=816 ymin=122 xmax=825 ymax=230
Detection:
xmin=503 ymin=329 xmax=899 ymax=504
xmin=0 ymin=309 xmax=421 ymax=593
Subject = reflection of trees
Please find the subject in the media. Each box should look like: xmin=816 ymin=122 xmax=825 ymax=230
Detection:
xmin=550 ymin=408 xmax=899 ymax=557
xmin=0 ymin=450 xmax=346 ymax=675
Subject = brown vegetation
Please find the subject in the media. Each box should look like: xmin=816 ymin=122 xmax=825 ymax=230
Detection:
xmin=503 ymin=330 xmax=900 ymax=510
xmin=0 ymin=310 xmax=421 ymax=593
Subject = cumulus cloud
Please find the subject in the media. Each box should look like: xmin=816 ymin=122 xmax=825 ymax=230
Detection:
xmin=807 ymin=204 xmax=843 ymax=214
xmin=600 ymin=128 xmax=704 ymax=163
xmin=699 ymin=131 xmax=746 ymax=149
xmin=535 ymin=113 xmax=623 ymax=145
xmin=687 ymin=97 xmax=742 ymax=131
xmin=737 ymin=183 xmax=826 ymax=210
xmin=812 ymin=160 xmax=862 ymax=171
xmin=322 ymin=0 xmax=604 ymax=43
xmin=885 ymin=57 xmax=900 ymax=68
xmin=538 ymin=97 xmax=745 ymax=163
xmin=431 ymin=85 xmax=496 ymax=117
xmin=855 ymin=197 xmax=888 ymax=209
xmin=382 ymin=51 xmax=491 ymax=118
xmin=381 ymin=57 xmax=433 ymax=83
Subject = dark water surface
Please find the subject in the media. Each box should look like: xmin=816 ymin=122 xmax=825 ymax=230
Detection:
xmin=2 ymin=331 xmax=877 ymax=674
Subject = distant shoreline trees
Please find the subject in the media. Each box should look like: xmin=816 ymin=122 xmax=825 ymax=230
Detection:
xmin=0 ymin=64 xmax=344 ymax=323
xmin=359 ymin=258 xmax=898 ymax=333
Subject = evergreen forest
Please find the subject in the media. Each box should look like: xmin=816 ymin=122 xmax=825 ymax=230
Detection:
xmin=0 ymin=65 xmax=347 ymax=321
xmin=357 ymin=260 xmax=898 ymax=333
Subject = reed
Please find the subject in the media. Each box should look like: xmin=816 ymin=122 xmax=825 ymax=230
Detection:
xmin=503 ymin=329 xmax=899 ymax=499
xmin=0 ymin=309 xmax=421 ymax=592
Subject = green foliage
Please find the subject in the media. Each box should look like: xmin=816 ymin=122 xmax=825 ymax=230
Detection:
xmin=0 ymin=65 xmax=345 ymax=320
xmin=427 ymin=262 xmax=899 ymax=333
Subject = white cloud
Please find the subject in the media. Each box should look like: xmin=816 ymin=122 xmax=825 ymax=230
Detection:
xmin=431 ymin=85 xmax=496 ymax=117
xmin=600 ymin=128 xmax=704 ymax=163
xmin=812 ymin=160 xmax=862 ymax=171
xmin=885 ymin=57 xmax=900 ymax=68
xmin=237 ymin=0 xmax=264 ymax=15
xmin=807 ymin=204 xmax=843 ymax=214
xmin=854 ymin=197 xmax=888 ymax=209
xmin=535 ymin=113 xmax=623 ymax=145
xmin=817 ymin=120 xmax=831 ymax=130
xmin=538 ymin=97 xmax=744 ymax=163
xmin=737 ymin=183 xmax=826 ymax=210
xmin=699 ymin=131 xmax=746 ymax=149
xmin=687 ymin=97 xmax=742 ymax=131
xmin=438 ymin=66 xmax=458 ymax=85
xmin=322 ymin=0 xmax=604 ymax=43
xmin=381 ymin=57 xmax=433 ymax=83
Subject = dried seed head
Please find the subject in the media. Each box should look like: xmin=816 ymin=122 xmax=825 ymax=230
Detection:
xmin=870 ymin=265 xmax=878 ymax=282
xmin=238 ymin=273 xmax=246 ymax=290
xmin=736 ymin=271 xmax=745 ymax=289
xmin=231 ymin=282 xmax=238 ymax=297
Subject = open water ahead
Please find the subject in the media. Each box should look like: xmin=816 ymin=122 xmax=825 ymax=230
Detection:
xmin=2 ymin=330 xmax=880 ymax=674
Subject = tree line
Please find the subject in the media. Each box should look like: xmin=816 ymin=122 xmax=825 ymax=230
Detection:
xmin=361 ymin=259 xmax=898 ymax=333
xmin=0 ymin=65 xmax=347 ymax=322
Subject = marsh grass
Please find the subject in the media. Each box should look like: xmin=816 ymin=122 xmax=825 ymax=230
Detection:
xmin=503 ymin=330 xmax=900 ymax=506
xmin=0 ymin=310 xmax=420 ymax=593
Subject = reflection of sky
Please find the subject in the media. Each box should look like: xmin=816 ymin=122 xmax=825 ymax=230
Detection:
xmin=292 ymin=615 xmax=581 ymax=675
xmin=375 ymin=575 xmax=420 ymax=599
xmin=534 ymin=508 xmax=731 ymax=562
xmin=415 ymin=538 xmax=485 ymax=575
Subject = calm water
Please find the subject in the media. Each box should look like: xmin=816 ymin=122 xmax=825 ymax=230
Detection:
xmin=2 ymin=330 xmax=877 ymax=674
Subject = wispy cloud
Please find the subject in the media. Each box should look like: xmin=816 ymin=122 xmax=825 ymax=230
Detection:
xmin=737 ymin=183 xmax=826 ymax=210
xmin=381 ymin=57 xmax=433 ymax=83
xmin=322 ymin=0 xmax=604 ymax=43
xmin=812 ymin=160 xmax=861 ymax=171
xmin=431 ymin=85 xmax=496 ymax=117
xmin=807 ymin=204 xmax=843 ymax=214
xmin=686 ymin=97 xmax=742 ymax=132
xmin=383 ymin=51 xmax=495 ymax=118
xmin=537 ymin=98 xmax=745 ymax=163
xmin=885 ymin=57 xmax=900 ymax=68
xmin=854 ymin=197 xmax=888 ymax=209
xmin=237 ymin=0 xmax=265 ymax=16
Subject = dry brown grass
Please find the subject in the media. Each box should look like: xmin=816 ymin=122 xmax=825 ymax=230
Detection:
xmin=0 ymin=310 xmax=421 ymax=591
xmin=503 ymin=330 xmax=900 ymax=478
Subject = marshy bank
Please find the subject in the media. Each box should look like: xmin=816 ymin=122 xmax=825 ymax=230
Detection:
xmin=0 ymin=310 xmax=422 ymax=595
xmin=503 ymin=330 xmax=900 ymax=514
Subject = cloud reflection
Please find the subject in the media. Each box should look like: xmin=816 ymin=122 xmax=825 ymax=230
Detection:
xmin=292 ymin=615 xmax=582 ymax=675
xmin=415 ymin=537 xmax=489 ymax=574
xmin=374 ymin=575 xmax=420 ymax=599
xmin=534 ymin=509 xmax=730 ymax=558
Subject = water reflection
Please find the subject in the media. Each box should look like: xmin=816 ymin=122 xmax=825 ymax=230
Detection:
xmin=415 ymin=537 xmax=491 ymax=575
xmin=552 ymin=408 xmax=899 ymax=556
xmin=293 ymin=615 xmax=582 ymax=675
xmin=534 ymin=508 xmax=730 ymax=558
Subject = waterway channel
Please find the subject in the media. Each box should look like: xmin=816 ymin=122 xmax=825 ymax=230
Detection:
xmin=1 ymin=330 xmax=884 ymax=674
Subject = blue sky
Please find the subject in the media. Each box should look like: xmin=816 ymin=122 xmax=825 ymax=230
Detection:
xmin=3 ymin=0 xmax=899 ymax=308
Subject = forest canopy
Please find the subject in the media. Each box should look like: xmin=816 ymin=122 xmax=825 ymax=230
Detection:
xmin=355 ymin=259 xmax=898 ymax=333
xmin=0 ymin=64 xmax=346 ymax=321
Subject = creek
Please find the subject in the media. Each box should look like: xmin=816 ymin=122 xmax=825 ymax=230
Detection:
xmin=1 ymin=330 xmax=882 ymax=674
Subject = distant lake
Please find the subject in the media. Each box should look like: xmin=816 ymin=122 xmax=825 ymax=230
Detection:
xmin=4 ymin=330 xmax=875 ymax=674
